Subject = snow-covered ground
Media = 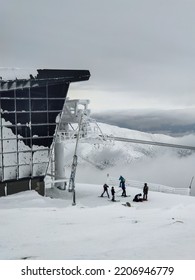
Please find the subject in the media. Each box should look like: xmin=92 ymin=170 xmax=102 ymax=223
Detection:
xmin=1 ymin=121 xmax=195 ymax=261
xmin=1 ymin=183 xmax=195 ymax=260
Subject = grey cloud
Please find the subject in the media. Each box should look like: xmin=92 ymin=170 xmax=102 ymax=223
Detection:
xmin=92 ymin=108 xmax=195 ymax=136
xmin=75 ymin=145 xmax=195 ymax=189
xmin=1 ymin=0 xmax=195 ymax=108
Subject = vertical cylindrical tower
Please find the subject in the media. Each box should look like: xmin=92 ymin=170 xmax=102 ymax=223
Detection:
xmin=54 ymin=141 xmax=66 ymax=189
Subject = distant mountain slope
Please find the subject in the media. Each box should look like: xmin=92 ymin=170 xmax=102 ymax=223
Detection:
xmin=64 ymin=122 xmax=194 ymax=170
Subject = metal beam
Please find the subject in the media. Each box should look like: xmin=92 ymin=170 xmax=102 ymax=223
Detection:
xmin=106 ymin=136 xmax=195 ymax=151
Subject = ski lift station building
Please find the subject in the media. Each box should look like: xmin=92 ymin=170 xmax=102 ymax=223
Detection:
xmin=0 ymin=68 xmax=90 ymax=197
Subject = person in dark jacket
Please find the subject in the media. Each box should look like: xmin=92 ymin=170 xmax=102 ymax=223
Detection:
xmin=143 ymin=183 xmax=149 ymax=200
xmin=119 ymin=175 xmax=125 ymax=188
xmin=133 ymin=193 xmax=143 ymax=202
xmin=119 ymin=175 xmax=127 ymax=196
xmin=111 ymin=186 xmax=115 ymax=201
xmin=121 ymin=181 xmax=127 ymax=197
xmin=101 ymin=183 xmax=110 ymax=198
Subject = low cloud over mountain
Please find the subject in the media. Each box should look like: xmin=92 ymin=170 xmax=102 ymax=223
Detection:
xmin=64 ymin=122 xmax=195 ymax=189
xmin=92 ymin=108 xmax=195 ymax=136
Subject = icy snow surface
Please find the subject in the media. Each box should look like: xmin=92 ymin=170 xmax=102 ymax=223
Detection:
xmin=0 ymin=184 xmax=195 ymax=260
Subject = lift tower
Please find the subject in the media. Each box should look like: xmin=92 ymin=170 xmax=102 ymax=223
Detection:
xmin=54 ymin=99 xmax=90 ymax=190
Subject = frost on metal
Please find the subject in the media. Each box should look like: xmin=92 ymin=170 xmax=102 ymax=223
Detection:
xmin=0 ymin=69 xmax=90 ymax=184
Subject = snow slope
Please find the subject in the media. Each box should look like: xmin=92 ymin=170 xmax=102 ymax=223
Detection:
xmin=64 ymin=122 xmax=178 ymax=168
xmin=1 ymin=184 xmax=195 ymax=260
xmin=63 ymin=122 xmax=195 ymax=189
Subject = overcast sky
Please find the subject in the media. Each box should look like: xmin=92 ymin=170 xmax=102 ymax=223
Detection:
xmin=1 ymin=0 xmax=195 ymax=112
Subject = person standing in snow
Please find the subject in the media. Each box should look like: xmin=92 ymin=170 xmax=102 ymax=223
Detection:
xmin=121 ymin=182 xmax=127 ymax=197
xmin=119 ymin=176 xmax=127 ymax=197
xmin=119 ymin=175 xmax=125 ymax=188
xmin=143 ymin=183 xmax=149 ymax=200
xmin=111 ymin=186 xmax=115 ymax=201
xmin=101 ymin=184 xmax=110 ymax=198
